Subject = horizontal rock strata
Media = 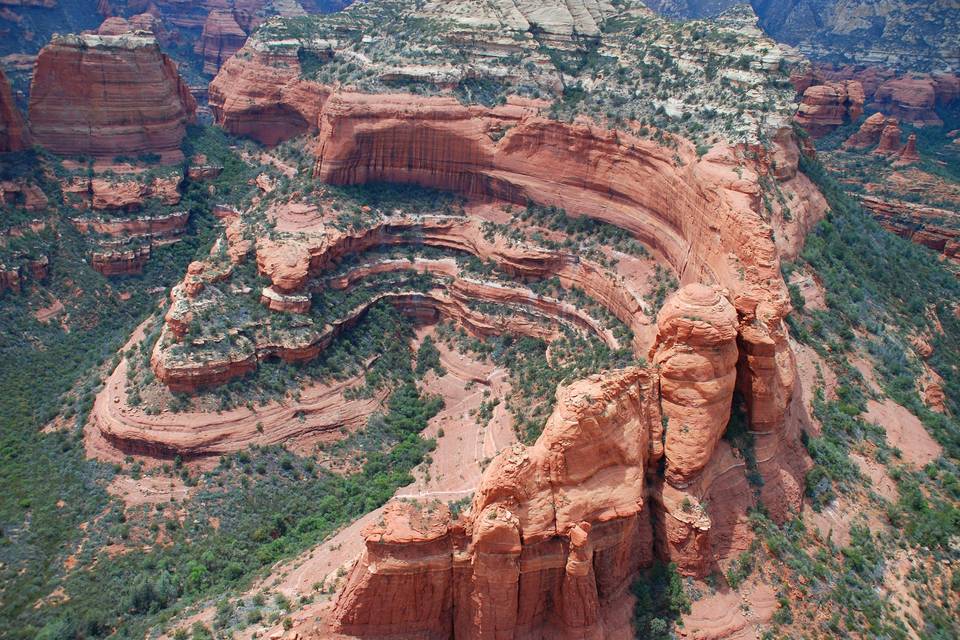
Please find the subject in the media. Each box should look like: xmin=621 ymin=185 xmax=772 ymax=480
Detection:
xmin=28 ymin=33 xmax=196 ymax=162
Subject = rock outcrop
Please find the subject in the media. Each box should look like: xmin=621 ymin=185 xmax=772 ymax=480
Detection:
xmin=794 ymin=81 xmax=864 ymax=137
xmin=333 ymin=367 xmax=662 ymax=639
xmin=195 ymin=9 xmax=248 ymax=75
xmin=152 ymin=214 xmax=649 ymax=392
xmin=842 ymin=112 xmax=887 ymax=150
xmin=873 ymin=120 xmax=903 ymax=156
xmin=860 ymin=196 xmax=959 ymax=264
xmin=91 ymin=245 xmax=151 ymax=276
xmin=873 ymin=78 xmax=945 ymax=127
xmin=893 ymin=133 xmax=920 ymax=166
xmin=0 ymin=67 xmax=29 ymax=153
xmin=28 ymin=32 xmax=196 ymax=162
xmin=652 ymin=284 xmax=739 ymax=485
xmin=208 ymin=39 xmax=329 ymax=145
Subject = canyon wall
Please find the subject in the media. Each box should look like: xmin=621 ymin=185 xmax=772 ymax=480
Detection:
xmin=306 ymin=90 xmax=805 ymax=441
xmin=331 ymin=282 xmax=806 ymax=638
xmin=28 ymin=32 xmax=196 ymax=161
xmin=333 ymin=366 xmax=661 ymax=640
xmin=0 ymin=67 xmax=29 ymax=153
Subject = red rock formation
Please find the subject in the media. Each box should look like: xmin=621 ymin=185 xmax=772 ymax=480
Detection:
xmin=94 ymin=14 xmax=162 ymax=36
xmin=92 ymin=245 xmax=151 ymax=276
xmin=70 ymin=210 xmax=189 ymax=240
xmin=652 ymin=284 xmax=738 ymax=485
xmin=208 ymin=67 xmax=819 ymax=438
xmin=62 ymin=172 xmax=183 ymax=211
xmin=873 ymin=119 xmax=903 ymax=156
xmin=208 ymin=41 xmax=330 ymax=144
xmin=28 ymin=33 xmax=196 ymax=162
xmin=195 ymin=9 xmax=247 ymax=75
xmin=153 ymin=286 xmax=576 ymax=392
xmin=842 ymin=112 xmax=887 ymax=150
xmin=308 ymin=92 xmax=807 ymax=437
xmin=873 ymin=77 xmax=944 ymax=126
xmin=0 ymin=67 xmax=29 ymax=153
xmin=334 ymin=367 xmax=661 ymax=639
xmin=860 ymin=195 xmax=960 ymax=264
xmin=794 ymin=81 xmax=864 ymax=138
xmin=0 ymin=179 xmax=46 ymax=209
xmin=893 ymin=133 xmax=920 ymax=166
xmin=0 ymin=266 xmax=22 ymax=293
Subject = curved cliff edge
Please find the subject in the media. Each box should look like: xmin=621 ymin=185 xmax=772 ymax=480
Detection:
xmin=197 ymin=9 xmax=826 ymax=636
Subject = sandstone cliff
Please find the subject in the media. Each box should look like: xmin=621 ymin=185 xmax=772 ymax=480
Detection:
xmin=195 ymin=9 xmax=248 ymax=75
xmin=28 ymin=32 xmax=196 ymax=162
xmin=0 ymin=67 xmax=29 ymax=153
xmin=333 ymin=367 xmax=663 ymax=639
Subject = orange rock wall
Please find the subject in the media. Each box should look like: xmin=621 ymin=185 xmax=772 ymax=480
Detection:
xmin=28 ymin=35 xmax=196 ymax=161
xmin=334 ymin=368 xmax=661 ymax=640
xmin=0 ymin=67 xmax=29 ymax=153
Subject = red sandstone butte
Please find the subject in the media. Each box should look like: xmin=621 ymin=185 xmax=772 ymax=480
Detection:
xmin=0 ymin=67 xmax=30 ymax=152
xmin=842 ymin=112 xmax=887 ymax=150
xmin=195 ymin=9 xmax=248 ymax=75
xmin=893 ymin=133 xmax=920 ymax=166
xmin=28 ymin=32 xmax=196 ymax=162
xmin=873 ymin=119 xmax=903 ymax=156
xmin=794 ymin=81 xmax=864 ymax=138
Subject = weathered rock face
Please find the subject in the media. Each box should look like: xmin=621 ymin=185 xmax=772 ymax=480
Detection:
xmin=70 ymin=210 xmax=189 ymax=240
xmin=334 ymin=367 xmax=662 ymax=640
xmin=794 ymin=81 xmax=863 ymax=138
xmin=0 ymin=67 xmax=29 ymax=153
xmin=195 ymin=9 xmax=248 ymax=75
xmin=842 ymin=112 xmax=887 ymax=150
xmin=59 ymin=169 xmax=183 ymax=212
xmin=860 ymin=196 xmax=960 ymax=264
xmin=893 ymin=133 xmax=920 ymax=166
xmin=652 ymin=284 xmax=739 ymax=485
xmin=91 ymin=245 xmax=151 ymax=276
xmin=874 ymin=120 xmax=903 ymax=156
xmin=873 ymin=78 xmax=945 ymax=127
xmin=208 ymin=41 xmax=330 ymax=145
xmin=28 ymin=33 xmax=196 ymax=162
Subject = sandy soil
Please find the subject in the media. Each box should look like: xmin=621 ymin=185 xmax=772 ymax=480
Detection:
xmin=162 ymin=327 xmax=517 ymax=640
xmin=788 ymin=269 xmax=827 ymax=312
xmin=850 ymin=355 xmax=884 ymax=395
xmin=805 ymin=496 xmax=853 ymax=547
xmin=849 ymin=452 xmax=899 ymax=502
xmin=34 ymin=298 xmax=64 ymax=323
xmin=680 ymin=577 xmax=776 ymax=640
xmin=400 ymin=326 xmax=515 ymax=497
xmin=107 ymin=473 xmax=193 ymax=508
xmin=863 ymin=398 xmax=942 ymax=467
xmin=791 ymin=341 xmax=836 ymax=436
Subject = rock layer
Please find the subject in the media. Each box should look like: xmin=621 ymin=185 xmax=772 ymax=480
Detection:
xmin=333 ymin=366 xmax=662 ymax=640
xmin=195 ymin=9 xmax=248 ymax=75
xmin=0 ymin=67 xmax=29 ymax=152
xmin=28 ymin=33 xmax=196 ymax=162
xmin=860 ymin=196 xmax=960 ymax=264
xmin=794 ymin=81 xmax=863 ymax=138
